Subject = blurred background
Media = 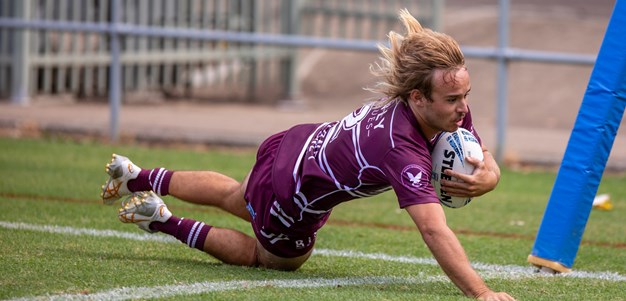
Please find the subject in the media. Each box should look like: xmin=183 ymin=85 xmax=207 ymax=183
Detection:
xmin=0 ymin=0 xmax=623 ymax=170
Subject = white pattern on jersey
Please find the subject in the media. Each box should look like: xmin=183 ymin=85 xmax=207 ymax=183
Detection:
xmin=290 ymin=102 xmax=397 ymax=221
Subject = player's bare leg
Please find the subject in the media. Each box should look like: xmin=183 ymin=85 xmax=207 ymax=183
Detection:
xmin=100 ymin=153 xmax=250 ymax=221
xmin=167 ymin=171 xmax=251 ymax=221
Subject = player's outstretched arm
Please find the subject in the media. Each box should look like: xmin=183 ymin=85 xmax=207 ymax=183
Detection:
xmin=405 ymin=203 xmax=515 ymax=301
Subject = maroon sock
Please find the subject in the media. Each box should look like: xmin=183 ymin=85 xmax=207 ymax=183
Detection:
xmin=127 ymin=168 xmax=173 ymax=196
xmin=149 ymin=216 xmax=212 ymax=251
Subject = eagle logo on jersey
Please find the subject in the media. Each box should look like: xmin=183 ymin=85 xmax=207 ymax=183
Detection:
xmin=401 ymin=164 xmax=428 ymax=189
xmin=407 ymin=171 xmax=422 ymax=185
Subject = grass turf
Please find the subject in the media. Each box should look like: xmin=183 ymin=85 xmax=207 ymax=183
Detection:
xmin=0 ymin=136 xmax=625 ymax=300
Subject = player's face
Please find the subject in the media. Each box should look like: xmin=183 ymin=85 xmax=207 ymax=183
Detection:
xmin=411 ymin=67 xmax=471 ymax=139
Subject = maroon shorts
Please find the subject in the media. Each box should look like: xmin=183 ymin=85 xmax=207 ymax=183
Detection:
xmin=244 ymin=130 xmax=318 ymax=258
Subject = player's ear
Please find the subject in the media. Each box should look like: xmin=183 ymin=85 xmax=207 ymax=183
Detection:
xmin=409 ymin=89 xmax=427 ymax=106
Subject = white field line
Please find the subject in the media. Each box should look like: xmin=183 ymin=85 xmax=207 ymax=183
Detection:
xmin=0 ymin=221 xmax=179 ymax=244
xmin=2 ymin=221 xmax=625 ymax=281
xmin=313 ymin=248 xmax=626 ymax=282
xmin=2 ymin=220 xmax=626 ymax=301
xmin=7 ymin=275 xmax=451 ymax=301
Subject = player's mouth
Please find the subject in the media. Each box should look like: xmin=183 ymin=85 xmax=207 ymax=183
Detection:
xmin=455 ymin=115 xmax=465 ymax=126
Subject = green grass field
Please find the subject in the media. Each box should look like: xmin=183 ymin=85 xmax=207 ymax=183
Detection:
xmin=1 ymin=136 xmax=625 ymax=300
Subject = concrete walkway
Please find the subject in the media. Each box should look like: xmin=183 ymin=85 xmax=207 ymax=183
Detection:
xmin=1 ymin=101 xmax=625 ymax=171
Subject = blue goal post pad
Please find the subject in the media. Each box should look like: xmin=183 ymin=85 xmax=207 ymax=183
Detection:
xmin=529 ymin=0 xmax=626 ymax=271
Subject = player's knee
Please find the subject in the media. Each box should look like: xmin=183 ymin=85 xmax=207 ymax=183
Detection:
xmin=255 ymin=243 xmax=310 ymax=271
xmin=262 ymin=259 xmax=305 ymax=272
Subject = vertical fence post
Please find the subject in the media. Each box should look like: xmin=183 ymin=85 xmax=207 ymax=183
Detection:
xmin=246 ymin=0 xmax=258 ymax=100
xmin=280 ymin=0 xmax=302 ymax=106
xmin=109 ymin=0 xmax=122 ymax=142
xmin=494 ymin=0 xmax=510 ymax=163
xmin=432 ymin=0 xmax=444 ymax=31
xmin=10 ymin=0 xmax=31 ymax=105
xmin=290 ymin=0 xmax=302 ymax=102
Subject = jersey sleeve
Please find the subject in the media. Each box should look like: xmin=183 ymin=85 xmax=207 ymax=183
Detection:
xmin=381 ymin=146 xmax=440 ymax=209
xmin=461 ymin=107 xmax=482 ymax=145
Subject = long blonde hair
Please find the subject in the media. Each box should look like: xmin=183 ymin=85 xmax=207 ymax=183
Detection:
xmin=368 ymin=9 xmax=465 ymax=105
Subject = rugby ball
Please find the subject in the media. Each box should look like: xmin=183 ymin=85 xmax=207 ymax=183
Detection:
xmin=431 ymin=128 xmax=484 ymax=208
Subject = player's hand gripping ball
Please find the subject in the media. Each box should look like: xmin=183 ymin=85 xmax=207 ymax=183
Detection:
xmin=431 ymin=128 xmax=484 ymax=208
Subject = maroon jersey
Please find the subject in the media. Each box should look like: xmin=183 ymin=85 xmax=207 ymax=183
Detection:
xmin=268 ymin=99 xmax=480 ymax=234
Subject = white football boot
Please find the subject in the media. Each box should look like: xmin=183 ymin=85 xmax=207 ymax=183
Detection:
xmin=101 ymin=154 xmax=141 ymax=205
xmin=118 ymin=191 xmax=172 ymax=233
